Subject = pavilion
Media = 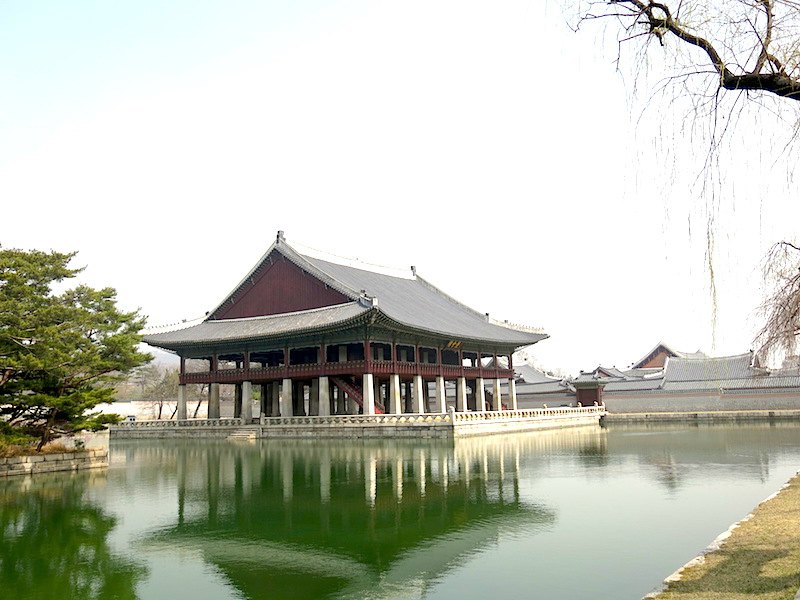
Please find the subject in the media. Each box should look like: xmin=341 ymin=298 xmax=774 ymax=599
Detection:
xmin=143 ymin=232 xmax=548 ymax=422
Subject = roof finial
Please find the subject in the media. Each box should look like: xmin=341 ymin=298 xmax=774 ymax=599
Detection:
xmin=276 ymin=230 xmax=285 ymax=244
xmin=410 ymin=265 xmax=417 ymax=276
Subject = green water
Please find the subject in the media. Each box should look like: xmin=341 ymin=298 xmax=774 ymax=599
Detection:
xmin=2 ymin=423 xmax=800 ymax=600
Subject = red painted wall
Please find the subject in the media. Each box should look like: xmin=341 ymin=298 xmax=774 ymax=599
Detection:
xmin=640 ymin=350 xmax=670 ymax=368
xmin=213 ymin=254 xmax=350 ymax=319
xmin=576 ymin=387 xmax=602 ymax=406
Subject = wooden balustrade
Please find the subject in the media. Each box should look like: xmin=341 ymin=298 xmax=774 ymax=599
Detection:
xmin=181 ymin=360 xmax=513 ymax=385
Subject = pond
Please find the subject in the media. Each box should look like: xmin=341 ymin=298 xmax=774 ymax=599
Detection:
xmin=2 ymin=423 xmax=800 ymax=600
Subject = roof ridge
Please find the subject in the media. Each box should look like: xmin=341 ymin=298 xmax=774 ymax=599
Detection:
xmin=669 ymin=352 xmax=753 ymax=362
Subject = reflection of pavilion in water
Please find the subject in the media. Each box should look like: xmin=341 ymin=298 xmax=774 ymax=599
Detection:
xmin=127 ymin=435 xmax=573 ymax=600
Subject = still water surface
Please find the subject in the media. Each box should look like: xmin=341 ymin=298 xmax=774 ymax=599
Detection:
xmin=3 ymin=423 xmax=800 ymax=600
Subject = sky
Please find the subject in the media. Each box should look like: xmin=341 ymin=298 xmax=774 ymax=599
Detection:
xmin=2 ymin=0 xmax=798 ymax=375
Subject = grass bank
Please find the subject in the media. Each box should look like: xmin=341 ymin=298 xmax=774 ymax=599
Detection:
xmin=653 ymin=472 xmax=800 ymax=600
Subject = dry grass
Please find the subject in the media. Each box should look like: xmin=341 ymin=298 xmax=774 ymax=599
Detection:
xmin=0 ymin=442 xmax=72 ymax=458
xmin=656 ymin=473 xmax=800 ymax=600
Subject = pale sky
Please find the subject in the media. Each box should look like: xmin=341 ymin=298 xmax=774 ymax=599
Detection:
xmin=2 ymin=0 xmax=798 ymax=375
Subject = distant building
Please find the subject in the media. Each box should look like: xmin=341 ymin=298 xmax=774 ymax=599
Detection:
xmin=630 ymin=341 xmax=707 ymax=369
xmin=577 ymin=345 xmax=800 ymax=413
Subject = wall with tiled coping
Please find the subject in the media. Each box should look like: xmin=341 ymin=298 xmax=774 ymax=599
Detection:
xmin=0 ymin=449 xmax=108 ymax=477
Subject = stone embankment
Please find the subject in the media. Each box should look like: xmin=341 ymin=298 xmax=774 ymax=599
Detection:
xmin=110 ymin=406 xmax=606 ymax=439
xmin=0 ymin=449 xmax=108 ymax=477
xmin=604 ymin=409 xmax=800 ymax=424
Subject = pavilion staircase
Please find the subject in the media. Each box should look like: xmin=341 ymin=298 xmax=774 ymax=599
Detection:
xmin=331 ymin=376 xmax=385 ymax=414
xmin=227 ymin=428 xmax=257 ymax=441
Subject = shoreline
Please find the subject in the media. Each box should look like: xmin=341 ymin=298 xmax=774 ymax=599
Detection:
xmin=644 ymin=470 xmax=800 ymax=599
xmin=604 ymin=409 xmax=800 ymax=424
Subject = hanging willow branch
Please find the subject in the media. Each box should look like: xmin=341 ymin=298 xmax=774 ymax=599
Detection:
xmin=755 ymin=241 xmax=800 ymax=363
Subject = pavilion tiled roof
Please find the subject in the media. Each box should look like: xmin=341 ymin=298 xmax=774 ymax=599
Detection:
xmin=287 ymin=245 xmax=546 ymax=345
xmin=144 ymin=236 xmax=547 ymax=349
xmin=144 ymin=303 xmax=371 ymax=348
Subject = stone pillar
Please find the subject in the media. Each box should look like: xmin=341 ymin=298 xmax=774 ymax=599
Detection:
xmin=260 ymin=383 xmax=269 ymax=418
xmin=363 ymin=373 xmax=376 ymax=415
xmin=456 ymin=377 xmax=468 ymax=412
xmin=208 ymin=383 xmax=220 ymax=419
xmin=436 ymin=376 xmax=447 ymax=413
xmin=241 ymin=381 xmax=253 ymax=421
xmin=271 ymin=382 xmax=280 ymax=416
xmin=403 ymin=382 xmax=413 ymax=413
xmin=233 ymin=383 xmax=242 ymax=418
xmin=293 ymin=382 xmax=306 ymax=416
xmin=412 ymin=375 xmax=425 ymax=413
xmin=475 ymin=377 xmax=486 ymax=412
xmin=493 ymin=379 xmax=502 ymax=411
xmin=318 ymin=376 xmax=331 ymax=416
xmin=509 ymin=378 xmax=518 ymax=410
xmin=177 ymin=384 xmax=187 ymax=420
xmin=389 ymin=374 xmax=402 ymax=414
xmin=310 ymin=379 xmax=320 ymax=415
xmin=334 ymin=387 xmax=345 ymax=414
xmin=280 ymin=378 xmax=293 ymax=417
xmin=374 ymin=378 xmax=382 ymax=411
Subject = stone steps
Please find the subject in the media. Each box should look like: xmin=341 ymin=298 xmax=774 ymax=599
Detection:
xmin=227 ymin=428 xmax=257 ymax=441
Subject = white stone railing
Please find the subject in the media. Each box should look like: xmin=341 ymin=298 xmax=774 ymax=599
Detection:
xmin=452 ymin=405 xmax=605 ymax=423
xmin=113 ymin=418 xmax=244 ymax=429
xmin=111 ymin=406 xmax=605 ymax=431
xmin=262 ymin=413 xmax=452 ymax=426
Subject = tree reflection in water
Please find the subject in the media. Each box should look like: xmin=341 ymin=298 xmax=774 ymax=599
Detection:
xmin=0 ymin=472 xmax=146 ymax=600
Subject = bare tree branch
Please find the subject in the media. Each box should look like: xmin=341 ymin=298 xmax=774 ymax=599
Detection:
xmin=582 ymin=0 xmax=800 ymax=100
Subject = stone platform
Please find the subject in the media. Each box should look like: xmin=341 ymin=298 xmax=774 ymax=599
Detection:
xmin=0 ymin=449 xmax=109 ymax=477
xmin=110 ymin=406 xmax=606 ymax=440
